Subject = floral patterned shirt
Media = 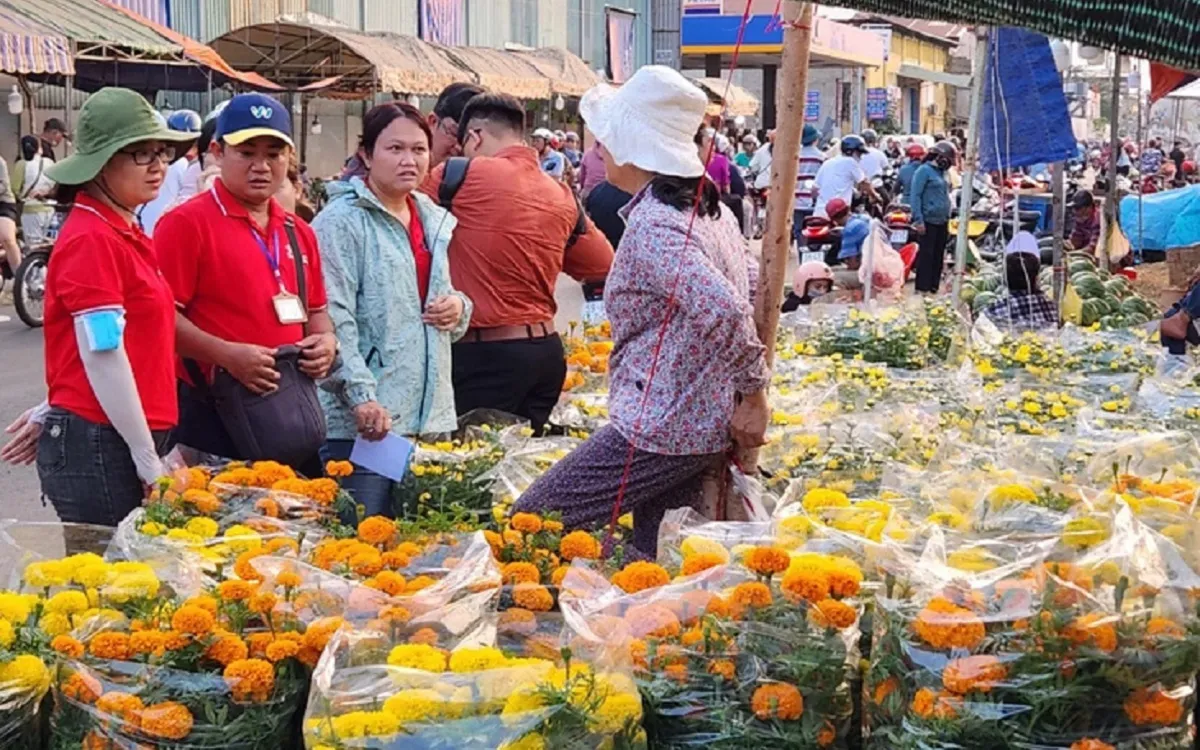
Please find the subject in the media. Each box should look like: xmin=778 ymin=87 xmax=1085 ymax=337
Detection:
xmin=606 ymin=185 xmax=769 ymax=456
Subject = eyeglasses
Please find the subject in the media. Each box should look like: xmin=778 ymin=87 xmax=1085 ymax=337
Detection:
xmin=436 ymin=117 xmax=458 ymax=139
xmin=120 ymin=145 xmax=176 ymax=166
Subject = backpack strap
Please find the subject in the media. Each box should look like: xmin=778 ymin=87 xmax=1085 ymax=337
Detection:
xmin=282 ymin=217 xmax=309 ymax=337
xmin=439 ymin=157 xmax=471 ymax=210
xmin=566 ymin=194 xmax=587 ymax=248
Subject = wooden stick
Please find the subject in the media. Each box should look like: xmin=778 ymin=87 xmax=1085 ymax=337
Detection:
xmin=726 ymin=0 xmax=814 ymax=519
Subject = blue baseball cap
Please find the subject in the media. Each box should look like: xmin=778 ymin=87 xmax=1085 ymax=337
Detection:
xmin=838 ymin=216 xmax=872 ymax=260
xmin=216 ymin=93 xmax=294 ymax=148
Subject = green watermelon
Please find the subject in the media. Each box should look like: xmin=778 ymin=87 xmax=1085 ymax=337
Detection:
xmin=1072 ymin=275 xmax=1107 ymax=299
xmin=1068 ymin=259 xmax=1096 ymax=275
xmin=961 ymin=285 xmax=978 ymax=307
xmin=1104 ymin=277 xmax=1131 ymax=298
xmin=975 ymin=273 xmax=1003 ymax=293
xmin=1081 ymin=298 xmax=1107 ymax=326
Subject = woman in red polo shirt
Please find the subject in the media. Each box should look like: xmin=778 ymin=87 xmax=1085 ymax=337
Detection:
xmin=25 ymin=88 xmax=194 ymax=530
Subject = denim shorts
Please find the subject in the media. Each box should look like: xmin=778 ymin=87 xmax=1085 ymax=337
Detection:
xmin=37 ymin=408 xmax=172 ymax=530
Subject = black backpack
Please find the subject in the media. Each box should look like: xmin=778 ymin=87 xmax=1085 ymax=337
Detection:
xmin=438 ymin=156 xmax=588 ymax=248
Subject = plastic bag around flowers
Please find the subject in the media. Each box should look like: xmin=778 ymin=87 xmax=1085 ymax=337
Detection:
xmin=797 ymin=299 xmax=935 ymax=370
xmin=304 ymin=612 xmax=646 ymax=749
xmin=866 ymin=515 xmax=1200 ymax=750
xmin=486 ymin=435 xmax=584 ymax=525
xmin=562 ymin=531 xmax=864 ymax=750
xmin=50 ymin=654 xmax=308 ymax=750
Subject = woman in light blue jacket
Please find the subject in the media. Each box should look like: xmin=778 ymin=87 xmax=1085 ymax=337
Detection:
xmin=314 ymin=102 xmax=471 ymax=518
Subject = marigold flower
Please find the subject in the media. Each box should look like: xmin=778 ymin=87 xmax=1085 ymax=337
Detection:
xmin=1146 ymin=617 xmax=1185 ymax=641
xmin=1063 ymin=613 xmax=1118 ymax=653
xmin=817 ymin=722 xmax=836 ymax=747
xmin=942 ymin=655 xmax=1007 ymax=694
xmin=302 ymin=617 xmax=344 ymax=654
xmin=306 ymin=477 xmax=340 ymax=505
xmin=249 ymin=591 xmax=278 ymax=615
xmin=254 ymin=496 xmax=281 ymax=518
xmin=162 ymin=631 xmax=190 ymax=651
xmin=251 ymin=460 xmax=296 ymax=487
xmin=512 ymin=583 xmax=554 ymax=612
xmin=498 ymin=607 xmax=538 ymax=636
xmin=140 ymin=701 xmax=194 ymax=739
xmin=708 ymin=659 xmax=736 ymax=681
xmin=325 ymin=460 xmax=355 ymax=478
xmin=203 ymin=633 xmax=248 ymax=667
xmin=366 ymin=571 xmax=407 ymax=597
xmin=88 ymin=632 xmax=131 ymax=661
xmin=551 ymin=566 xmax=571 ymax=587
xmin=51 ymin=635 xmax=85 ymax=659
xmin=96 ymin=691 xmax=144 ymax=723
xmin=625 ymin=603 xmax=681 ymax=639
xmin=663 ymin=663 xmax=689 ymax=683
xmin=509 ymin=513 xmax=543 ymax=534
xmin=233 ymin=549 xmax=267 ymax=582
xmin=171 ymin=605 xmax=215 ymax=637
xmin=183 ymin=595 xmax=219 ymax=616
xmin=224 ymin=658 xmax=276 ymax=702
xmin=218 ymin=580 xmax=256 ymax=602
xmin=810 ymin=599 xmax=857 ymax=630
xmin=826 ymin=558 xmax=863 ymax=598
xmin=387 ymin=642 xmax=448 ymax=672
xmin=1070 ymin=740 xmax=1116 ymax=750
xmin=873 ymin=677 xmax=899 ymax=704
xmin=380 ymin=605 xmax=412 ymax=623
xmin=276 ymin=571 xmax=302 ymax=589
xmin=911 ymin=687 xmax=958 ymax=719
xmin=731 ymin=582 xmax=773 ymax=610
xmin=543 ymin=519 xmax=564 ymax=534
xmin=611 ymin=561 xmax=670 ymax=594
xmin=408 ymin=627 xmax=440 ymax=646
xmin=681 ymin=552 xmax=727 ymax=577
xmin=743 ymin=546 xmax=791 ymax=578
xmin=1124 ymin=688 xmax=1184 ymax=726
xmin=384 ymin=688 xmax=447 ymax=723
xmin=405 ymin=575 xmax=436 ymax=593
xmin=502 ymin=562 xmax=541 ymax=585
xmin=129 ymin=630 xmax=167 ymax=658
xmin=912 ymin=597 xmax=985 ymax=651
xmin=265 ymin=537 xmax=299 ymax=555
xmin=62 ymin=671 xmax=102 ymax=704
xmin=750 ymin=683 xmax=804 ymax=721
xmin=357 ymin=516 xmax=395 ymax=546
xmin=781 ymin=568 xmax=830 ymax=604
xmin=559 ymin=530 xmax=602 ymax=561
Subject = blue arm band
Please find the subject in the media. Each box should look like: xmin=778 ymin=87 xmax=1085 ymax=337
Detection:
xmin=79 ymin=309 xmax=125 ymax=352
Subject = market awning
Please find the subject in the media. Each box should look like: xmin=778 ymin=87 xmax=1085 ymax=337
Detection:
xmin=0 ymin=4 xmax=72 ymax=75
xmin=896 ymin=64 xmax=970 ymax=88
xmin=511 ymin=47 xmax=599 ymax=98
xmin=210 ymin=21 xmax=472 ymax=98
xmin=436 ymin=45 xmax=551 ymax=100
xmin=817 ymin=0 xmax=1200 ymax=72
xmin=693 ymin=77 xmax=760 ymax=117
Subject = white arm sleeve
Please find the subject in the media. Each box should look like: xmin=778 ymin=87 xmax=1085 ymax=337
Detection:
xmin=73 ymin=316 xmax=163 ymax=484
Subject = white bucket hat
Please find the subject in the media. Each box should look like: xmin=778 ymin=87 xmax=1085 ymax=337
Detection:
xmin=580 ymin=65 xmax=707 ymax=179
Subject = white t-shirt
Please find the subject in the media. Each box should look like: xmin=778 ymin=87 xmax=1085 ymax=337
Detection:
xmin=860 ymin=147 xmax=888 ymax=179
xmin=813 ymin=155 xmax=866 ymax=217
xmin=138 ymin=157 xmax=191 ymax=236
xmin=794 ymin=146 xmax=825 ymax=211
xmin=748 ymin=145 xmax=773 ymax=189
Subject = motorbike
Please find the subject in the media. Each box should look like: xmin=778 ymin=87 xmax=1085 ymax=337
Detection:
xmin=883 ymin=206 xmax=913 ymax=250
xmin=748 ymin=186 xmax=769 ymax=240
xmin=11 ymin=206 xmax=64 ymax=328
xmin=799 ymin=215 xmax=844 ymax=267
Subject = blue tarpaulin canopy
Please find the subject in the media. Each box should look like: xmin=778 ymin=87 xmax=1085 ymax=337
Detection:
xmin=1120 ymin=185 xmax=1200 ymax=253
xmin=978 ymin=28 xmax=1076 ymax=173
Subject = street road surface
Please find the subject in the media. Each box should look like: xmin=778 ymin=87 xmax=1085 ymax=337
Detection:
xmin=0 ymin=304 xmax=58 ymax=523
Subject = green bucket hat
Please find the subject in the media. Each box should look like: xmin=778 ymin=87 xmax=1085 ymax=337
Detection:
xmin=47 ymin=87 xmax=196 ymax=186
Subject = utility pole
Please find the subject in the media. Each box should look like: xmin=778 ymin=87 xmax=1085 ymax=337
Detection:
xmin=726 ymin=0 xmax=814 ymax=519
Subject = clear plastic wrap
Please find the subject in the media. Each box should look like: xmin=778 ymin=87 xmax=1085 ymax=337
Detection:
xmin=487 ymin=436 xmax=584 ymax=524
xmin=795 ymin=301 xmax=935 ymax=370
xmin=564 ymin=517 xmax=864 ymax=749
xmin=393 ymin=434 xmax=507 ymax=520
xmin=866 ymin=509 xmax=1200 ymax=750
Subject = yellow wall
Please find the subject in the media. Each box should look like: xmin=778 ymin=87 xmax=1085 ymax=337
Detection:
xmin=864 ymin=29 xmax=952 ymax=133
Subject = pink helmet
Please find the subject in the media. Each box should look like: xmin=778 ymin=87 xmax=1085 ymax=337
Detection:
xmin=794 ymin=260 xmax=834 ymax=295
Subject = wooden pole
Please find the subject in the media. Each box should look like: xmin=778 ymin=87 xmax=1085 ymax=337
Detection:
xmin=951 ymin=27 xmax=990 ymax=302
xmin=1050 ymin=160 xmax=1066 ymax=322
xmin=1106 ymin=54 xmax=1121 ymax=219
xmin=727 ymin=0 xmax=814 ymax=517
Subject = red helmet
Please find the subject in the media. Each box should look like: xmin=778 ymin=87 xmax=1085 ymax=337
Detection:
xmin=1185 ymin=160 xmax=1198 ymax=175
xmin=905 ymin=144 xmax=927 ymax=159
xmin=824 ymin=198 xmax=850 ymax=221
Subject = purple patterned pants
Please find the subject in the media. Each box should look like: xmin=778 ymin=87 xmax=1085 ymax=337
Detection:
xmin=513 ymin=425 xmax=722 ymax=557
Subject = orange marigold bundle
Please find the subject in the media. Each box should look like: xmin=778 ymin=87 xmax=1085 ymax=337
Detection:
xmin=1123 ymin=687 xmax=1185 ymax=726
xmin=911 ymin=597 xmax=986 ymax=650
xmin=559 ymin=530 xmax=602 ymax=561
xmin=743 ymin=546 xmax=791 ymax=578
xmin=941 ymin=655 xmax=1007 ymax=694
xmin=750 ymin=683 xmax=804 ymax=721
xmin=611 ymin=562 xmax=670 ymax=594
xmin=223 ymin=658 xmax=276 ymax=702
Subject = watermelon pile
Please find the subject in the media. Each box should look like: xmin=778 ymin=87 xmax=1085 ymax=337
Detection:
xmin=959 ymin=252 xmax=1159 ymax=329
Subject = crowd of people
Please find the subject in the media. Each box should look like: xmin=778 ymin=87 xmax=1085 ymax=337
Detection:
xmin=0 ymin=66 xmax=771 ymax=559
xmin=3 ymin=68 xmax=1200 ymax=555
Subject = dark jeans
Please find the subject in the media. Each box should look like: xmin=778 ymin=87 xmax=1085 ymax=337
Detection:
xmin=915 ymin=221 xmax=950 ymax=293
xmin=173 ymin=381 xmax=323 ymax=478
xmin=320 ymin=439 xmax=394 ymax=522
xmin=37 ymin=408 xmax=172 ymax=548
xmin=452 ymin=335 xmax=566 ymax=434
xmin=793 ymin=208 xmax=814 ymax=252
xmin=1162 ymin=318 xmax=1200 ymax=355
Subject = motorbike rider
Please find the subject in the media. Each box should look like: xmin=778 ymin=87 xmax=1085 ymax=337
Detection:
xmin=859 ymin=129 xmax=889 ymax=179
xmin=781 ymin=260 xmax=835 ymax=312
xmin=830 ymin=214 xmax=872 ymax=292
xmin=884 ymin=137 xmax=902 ymax=162
xmin=794 ymin=124 xmax=825 ymax=247
xmin=813 ymin=134 xmax=878 ymax=218
xmin=897 ymin=144 xmax=926 ymax=204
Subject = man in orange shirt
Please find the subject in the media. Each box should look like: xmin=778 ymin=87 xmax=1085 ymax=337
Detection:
xmin=422 ymin=93 xmax=613 ymax=432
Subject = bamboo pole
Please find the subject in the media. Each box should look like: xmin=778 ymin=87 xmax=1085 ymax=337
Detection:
xmin=726 ymin=0 xmax=814 ymax=519
xmin=1051 ymin=160 xmax=1066 ymax=322
xmin=951 ymin=27 xmax=990 ymax=303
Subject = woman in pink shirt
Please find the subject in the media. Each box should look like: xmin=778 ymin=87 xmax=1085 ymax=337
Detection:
xmin=577 ymin=141 xmax=607 ymax=198
xmin=698 ymin=128 xmax=731 ymax=194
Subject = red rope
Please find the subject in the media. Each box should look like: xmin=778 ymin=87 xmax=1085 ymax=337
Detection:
xmin=604 ymin=0 xmax=764 ymax=541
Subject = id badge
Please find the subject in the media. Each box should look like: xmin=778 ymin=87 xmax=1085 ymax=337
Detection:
xmin=273 ymin=292 xmax=308 ymax=324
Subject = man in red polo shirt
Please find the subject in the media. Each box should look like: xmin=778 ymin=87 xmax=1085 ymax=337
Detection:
xmin=155 ymin=93 xmax=337 ymax=473
xmin=422 ymin=93 xmax=613 ymax=433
